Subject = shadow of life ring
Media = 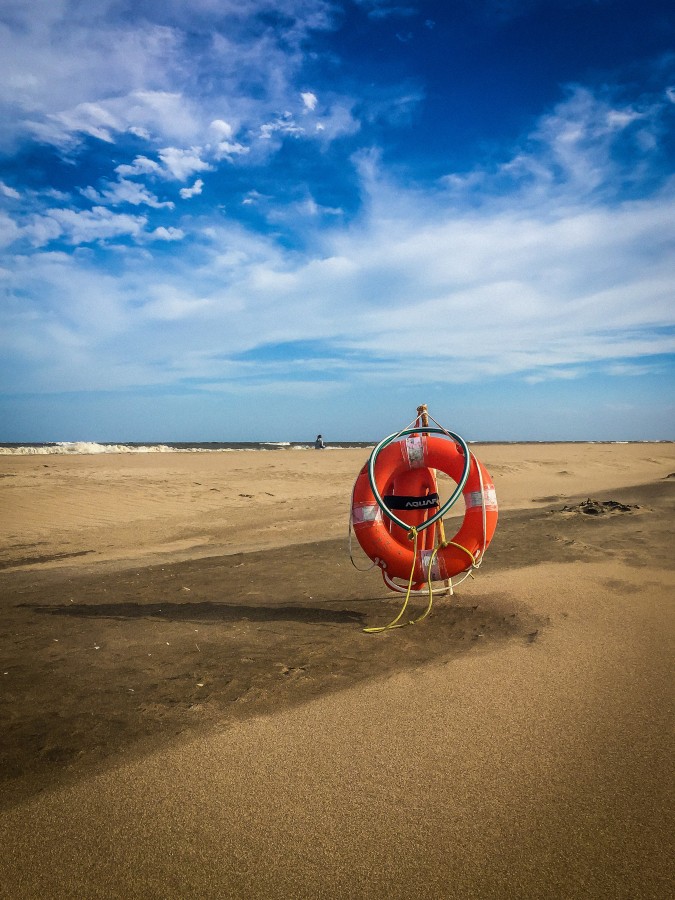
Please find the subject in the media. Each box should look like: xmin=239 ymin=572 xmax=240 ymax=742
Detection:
xmin=351 ymin=430 xmax=498 ymax=584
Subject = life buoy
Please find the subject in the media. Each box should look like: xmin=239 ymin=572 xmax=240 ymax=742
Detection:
xmin=351 ymin=431 xmax=498 ymax=584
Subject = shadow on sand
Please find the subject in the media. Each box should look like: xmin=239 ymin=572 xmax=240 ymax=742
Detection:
xmin=25 ymin=600 xmax=365 ymax=626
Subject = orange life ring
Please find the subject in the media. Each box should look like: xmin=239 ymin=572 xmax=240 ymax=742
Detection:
xmin=351 ymin=432 xmax=498 ymax=583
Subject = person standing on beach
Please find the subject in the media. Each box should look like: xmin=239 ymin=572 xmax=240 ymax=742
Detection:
xmin=315 ymin=434 xmax=325 ymax=449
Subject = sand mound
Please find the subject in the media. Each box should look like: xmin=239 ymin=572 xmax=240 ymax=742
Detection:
xmin=561 ymin=498 xmax=639 ymax=515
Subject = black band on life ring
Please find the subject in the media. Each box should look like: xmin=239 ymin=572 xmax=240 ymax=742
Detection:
xmin=382 ymin=493 xmax=440 ymax=511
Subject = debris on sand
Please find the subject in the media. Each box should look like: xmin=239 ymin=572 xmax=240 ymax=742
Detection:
xmin=561 ymin=498 xmax=639 ymax=516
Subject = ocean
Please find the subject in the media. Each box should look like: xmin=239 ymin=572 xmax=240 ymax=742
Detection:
xmin=0 ymin=441 xmax=376 ymax=455
xmin=0 ymin=439 xmax=669 ymax=455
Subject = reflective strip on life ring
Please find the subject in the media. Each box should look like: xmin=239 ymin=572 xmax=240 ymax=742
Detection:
xmin=351 ymin=433 xmax=498 ymax=582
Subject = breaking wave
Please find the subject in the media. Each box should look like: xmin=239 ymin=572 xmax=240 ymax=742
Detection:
xmin=0 ymin=440 xmax=372 ymax=455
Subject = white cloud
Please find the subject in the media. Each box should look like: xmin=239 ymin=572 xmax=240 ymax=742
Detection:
xmin=3 ymin=19 xmax=182 ymax=147
xmin=209 ymin=119 xmax=234 ymax=139
xmin=0 ymin=2 xmax=345 ymax=156
xmin=124 ymin=90 xmax=201 ymax=143
xmin=5 ymin=147 xmax=674 ymax=394
xmin=301 ymin=91 xmax=318 ymax=111
xmin=212 ymin=140 xmax=249 ymax=160
xmin=436 ymin=83 xmax=673 ymax=217
xmin=260 ymin=113 xmax=304 ymax=140
xmin=266 ymin=195 xmax=344 ymax=225
xmin=313 ymin=102 xmax=360 ymax=141
xmin=0 ymin=212 xmax=21 ymax=248
xmin=21 ymin=89 xmax=206 ymax=152
xmin=179 ymin=179 xmax=204 ymax=199
xmin=604 ymin=362 xmax=663 ymax=377
xmin=511 ymin=86 xmax=659 ymax=199
xmin=146 ymin=226 xmax=186 ymax=241
xmin=33 ymin=101 xmax=122 ymax=145
xmin=157 ymin=147 xmax=213 ymax=180
xmin=241 ymin=190 xmax=267 ymax=206
xmin=114 ymin=147 xmax=214 ymax=185
xmin=21 ymin=216 xmax=63 ymax=247
xmin=82 ymin=179 xmax=174 ymax=209
xmin=115 ymin=157 xmax=163 ymax=178
xmin=0 ymin=181 xmax=21 ymax=200
xmin=0 ymin=248 xmax=130 ymax=365
xmin=1 ymin=56 xmax=673 ymax=400
xmin=24 ymin=207 xmax=147 ymax=246
xmin=129 ymin=125 xmax=151 ymax=139
xmin=141 ymin=286 xmax=213 ymax=321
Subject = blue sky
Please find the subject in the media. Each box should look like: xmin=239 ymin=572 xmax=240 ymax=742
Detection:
xmin=1 ymin=0 xmax=674 ymax=441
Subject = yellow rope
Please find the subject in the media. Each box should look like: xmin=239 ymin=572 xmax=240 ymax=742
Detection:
xmin=363 ymin=532 xmax=476 ymax=633
xmin=412 ymin=541 xmax=475 ymax=624
xmin=444 ymin=541 xmax=475 ymax=565
xmin=363 ymin=528 xmax=419 ymax=633
xmin=409 ymin=543 xmax=441 ymax=625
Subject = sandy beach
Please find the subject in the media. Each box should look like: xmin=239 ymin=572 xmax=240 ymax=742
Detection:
xmin=1 ymin=443 xmax=673 ymax=899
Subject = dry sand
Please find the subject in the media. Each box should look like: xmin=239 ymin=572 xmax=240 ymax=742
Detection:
xmin=1 ymin=443 xmax=674 ymax=899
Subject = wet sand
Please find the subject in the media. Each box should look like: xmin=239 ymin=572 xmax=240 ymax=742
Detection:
xmin=1 ymin=444 xmax=673 ymax=898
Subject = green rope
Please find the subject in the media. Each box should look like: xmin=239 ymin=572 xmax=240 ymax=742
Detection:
xmin=366 ymin=427 xmax=470 ymax=533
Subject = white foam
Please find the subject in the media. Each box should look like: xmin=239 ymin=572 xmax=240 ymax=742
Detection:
xmin=0 ymin=442 xmax=176 ymax=455
xmin=0 ymin=442 xmax=315 ymax=455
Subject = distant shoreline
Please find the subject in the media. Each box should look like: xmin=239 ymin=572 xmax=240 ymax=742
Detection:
xmin=1 ymin=438 xmax=673 ymax=455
